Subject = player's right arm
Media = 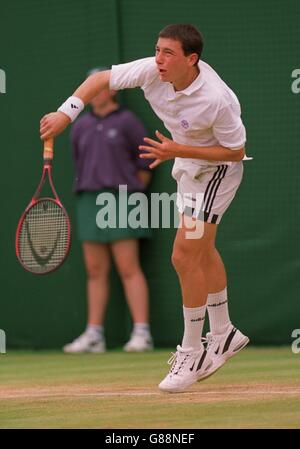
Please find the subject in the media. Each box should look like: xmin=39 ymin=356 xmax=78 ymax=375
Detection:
xmin=73 ymin=70 xmax=111 ymax=104
xmin=40 ymin=70 xmax=111 ymax=140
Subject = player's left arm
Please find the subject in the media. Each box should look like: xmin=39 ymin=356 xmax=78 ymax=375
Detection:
xmin=140 ymin=102 xmax=246 ymax=169
xmin=139 ymin=130 xmax=244 ymax=169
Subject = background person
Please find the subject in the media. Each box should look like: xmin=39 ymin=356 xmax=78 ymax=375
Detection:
xmin=63 ymin=68 xmax=153 ymax=354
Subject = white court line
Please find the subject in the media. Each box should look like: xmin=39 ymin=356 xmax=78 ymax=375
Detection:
xmin=1 ymin=389 xmax=300 ymax=399
xmin=0 ymin=391 xmax=159 ymax=399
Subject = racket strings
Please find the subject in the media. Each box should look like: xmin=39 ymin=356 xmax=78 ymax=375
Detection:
xmin=17 ymin=200 xmax=70 ymax=273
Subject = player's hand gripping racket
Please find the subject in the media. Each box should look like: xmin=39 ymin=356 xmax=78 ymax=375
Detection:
xmin=15 ymin=139 xmax=71 ymax=274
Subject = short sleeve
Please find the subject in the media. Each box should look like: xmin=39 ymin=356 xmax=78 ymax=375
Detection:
xmin=212 ymin=103 xmax=246 ymax=150
xmin=110 ymin=57 xmax=157 ymax=91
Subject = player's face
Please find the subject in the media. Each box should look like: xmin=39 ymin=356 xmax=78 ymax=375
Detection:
xmin=155 ymin=37 xmax=197 ymax=88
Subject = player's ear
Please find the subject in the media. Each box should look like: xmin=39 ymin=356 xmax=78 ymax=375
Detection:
xmin=188 ymin=53 xmax=199 ymax=67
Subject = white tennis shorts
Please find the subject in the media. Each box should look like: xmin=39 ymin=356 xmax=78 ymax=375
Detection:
xmin=172 ymin=161 xmax=244 ymax=224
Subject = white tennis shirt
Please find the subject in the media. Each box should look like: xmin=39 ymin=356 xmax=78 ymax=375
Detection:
xmin=110 ymin=57 xmax=246 ymax=169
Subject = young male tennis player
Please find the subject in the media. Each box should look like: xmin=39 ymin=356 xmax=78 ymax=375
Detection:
xmin=40 ymin=24 xmax=249 ymax=393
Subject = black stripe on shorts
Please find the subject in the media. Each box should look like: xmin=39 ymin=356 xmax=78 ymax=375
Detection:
xmin=200 ymin=165 xmax=228 ymax=223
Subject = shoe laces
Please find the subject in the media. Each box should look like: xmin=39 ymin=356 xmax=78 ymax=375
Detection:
xmin=167 ymin=345 xmax=195 ymax=375
xmin=201 ymin=333 xmax=215 ymax=351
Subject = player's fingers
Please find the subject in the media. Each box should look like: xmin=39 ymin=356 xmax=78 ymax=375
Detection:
xmin=40 ymin=129 xmax=53 ymax=140
xmin=155 ymin=130 xmax=167 ymax=141
xmin=40 ymin=121 xmax=52 ymax=135
xmin=143 ymin=137 xmax=160 ymax=148
xmin=40 ymin=116 xmax=49 ymax=126
xmin=139 ymin=145 xmax=159 ymax=153
xmin=40 ymin=121 xmax=49 ymax=131
xmin=139 ymin=151 xmax=156 ymax=159
xmin=149 ymin=159 xmax=162 ymax=169
xmin=40 ymin=133 xmax=49 ymax=141
xmin=40 ymin=127 xmax=48 ymax=136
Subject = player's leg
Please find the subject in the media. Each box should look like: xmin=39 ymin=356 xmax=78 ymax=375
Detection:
xmin=160 ymin=161 xmax=248 ymax=391
xmin=111 ymin=238 xmax=153 ymax=352
xmin=63 ymin=242 xmax=111 ymax=353
xmin=200 ymin=163 xmax=249 ymax=368
xmin=172 ymin=218 xmax=217 ymax=307
xmin=159 ymin=219 xmax=218 ymax=392
xmin=197 ymin=239 xmax=249 ymax=367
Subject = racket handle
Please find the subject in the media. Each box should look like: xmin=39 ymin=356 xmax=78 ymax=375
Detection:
xmin=43 ymin=138 xmax=54 ymax=161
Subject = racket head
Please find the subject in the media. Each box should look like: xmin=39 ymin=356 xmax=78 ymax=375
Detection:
xmin=16 ymin=197 xmax=71 ymax=275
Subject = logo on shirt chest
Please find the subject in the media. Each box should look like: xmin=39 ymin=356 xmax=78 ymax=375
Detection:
xmin=180 ymin=119 xmax=189 ymax=129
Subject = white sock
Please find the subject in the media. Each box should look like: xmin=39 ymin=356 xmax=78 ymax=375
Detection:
xmin=86 ymin=324 xmax=104 ymax=339
xmin=181 ymin=305 xmax=206 ymax=350
xmin=133 ymin=323 xmax=150 ymax=335
xmin=207 ymin=287 xmax=231 ymax=335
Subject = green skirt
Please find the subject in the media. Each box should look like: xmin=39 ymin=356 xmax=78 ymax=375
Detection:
xmin=76 ymin=190 xmax=152 ymax=243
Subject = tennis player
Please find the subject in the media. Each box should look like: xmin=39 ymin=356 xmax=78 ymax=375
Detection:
xmin=40 ymin=23 xmax=249 ymax=393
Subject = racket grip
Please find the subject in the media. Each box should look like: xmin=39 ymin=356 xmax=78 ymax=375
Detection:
xmin=43 ymin=138 xmax=54 ymax=161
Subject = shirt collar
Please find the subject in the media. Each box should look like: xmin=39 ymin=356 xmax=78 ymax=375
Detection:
xmin=167 ymin=64 xmax=204 ymax=100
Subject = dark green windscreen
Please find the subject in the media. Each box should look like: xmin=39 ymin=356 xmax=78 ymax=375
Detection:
xmin=0 ymin=0 xmax=299 ymax=348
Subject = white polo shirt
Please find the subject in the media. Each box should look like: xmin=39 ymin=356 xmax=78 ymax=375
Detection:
xmin=110 ymin=57 xmax=246 ymax=170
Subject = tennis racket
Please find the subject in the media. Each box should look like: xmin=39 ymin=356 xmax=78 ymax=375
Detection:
xmin=15 ymin=139 xmax=71 ymax=274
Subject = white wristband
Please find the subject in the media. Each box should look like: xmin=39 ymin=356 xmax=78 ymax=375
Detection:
xmin=57 ymin=96 xmax=84 ymax=122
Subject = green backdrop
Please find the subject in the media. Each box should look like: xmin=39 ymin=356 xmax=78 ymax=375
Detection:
xmin=0 ymin=0 xmax=299 ymax=348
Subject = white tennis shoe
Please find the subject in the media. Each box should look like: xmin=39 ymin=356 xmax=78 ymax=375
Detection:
xmin=63 ymin=331 xmax=106 ymax=353
xmin=158 ymin=345 xmax=215 ymax=393
xmin=123 ymin=331 xmax=153 ymax=352
xmin=204 ymin=325 xmax=249 ymax=372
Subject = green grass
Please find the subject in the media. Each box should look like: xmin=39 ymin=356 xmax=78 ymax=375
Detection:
xmin=0 ymin=347 xmax=299 ymax=428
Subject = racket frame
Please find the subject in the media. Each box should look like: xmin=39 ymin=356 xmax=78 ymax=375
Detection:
xmin=15 ymin=139 xmax=71 ymax=275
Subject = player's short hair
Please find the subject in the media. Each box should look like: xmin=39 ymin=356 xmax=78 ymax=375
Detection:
xmin=158 ymin=24 xmax=204 ymax=64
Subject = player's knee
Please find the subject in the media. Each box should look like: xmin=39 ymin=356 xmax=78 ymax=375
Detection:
xmin=171 ymin=249 xmax=184 ymax=273
xmin=171 ymin=248 xmax=198 ymax=274
xmin=172 ymin=244 xmax=207 ymax=274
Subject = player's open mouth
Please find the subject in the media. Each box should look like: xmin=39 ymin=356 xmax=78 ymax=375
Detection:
xmin=158 ymin=69 xmax=168 ymax=78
